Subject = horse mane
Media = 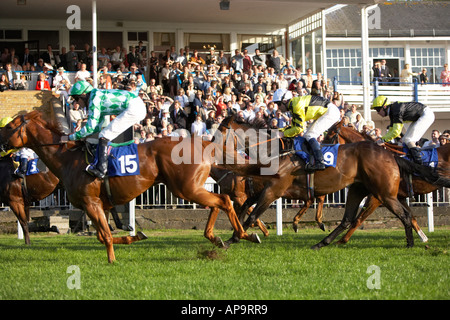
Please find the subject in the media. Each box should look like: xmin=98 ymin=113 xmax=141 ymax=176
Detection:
xmin=26 ymin=111 xmax=64 ymax=136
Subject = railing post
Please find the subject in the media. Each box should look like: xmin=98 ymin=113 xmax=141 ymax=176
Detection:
xmin=373 ymin=79 xmax=379 ymax=98
xmin=413 ymin=78 xmax=419 ymax=102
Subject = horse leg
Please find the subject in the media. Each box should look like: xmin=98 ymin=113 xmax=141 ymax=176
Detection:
xmin=234 ymin=197 xmax=269 ymax=237
xmin=204 ymin=207 xmax=226 ymax=248
xmin=187 ymin=188 xmax=260 ymax=245
xmin=10 ymin=201 xmax=30 ymax=245
xmin=337 ymin=195 xmax=381 ymax=244
xmin=85 ymin=202 xmax=116 ymax=263
xmin=315 ymin=196 xmax=326 ymax=231
xmin=381 ymin=198 xmax=414 ymax=248
xmin=399 ymin=198 xmax=428 ymax=243
xmin=292 ymin=199 xmax=312 ymax=233
xmin=311 ymin=184 xmax=369 ymax=250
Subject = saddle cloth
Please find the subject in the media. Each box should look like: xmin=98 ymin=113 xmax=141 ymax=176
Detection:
xmin=293 ymin=136 xmax=339 ymax=168
xmin=89 ymin=141 xmax=140 ymax=177
xmin=402 ymin=145 xmax=438 ymax=168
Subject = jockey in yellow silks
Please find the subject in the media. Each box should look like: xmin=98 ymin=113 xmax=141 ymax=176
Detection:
xmin=280 ymin=95 xmax=340 ymax=170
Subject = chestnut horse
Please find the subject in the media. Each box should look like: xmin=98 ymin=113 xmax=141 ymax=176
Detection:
xmin=216 ymin=115 xmax=450 ymax=249
xmin=0 ymin=111 xmax=259 ymax=263
xmin=0 ymin=156 xmax=59 ymax=244
xmin=318 ymin=121 xmax=450 ymax=244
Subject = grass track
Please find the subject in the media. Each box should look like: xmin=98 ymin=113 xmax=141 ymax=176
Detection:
xmin=0 ymin=227 xmax=448 ymax=300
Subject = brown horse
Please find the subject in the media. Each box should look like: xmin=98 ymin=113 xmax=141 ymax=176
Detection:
xmin=216 ymin=115 xmax=450 ymax=249
xmin=0 ymin=156 xmax=59 ymax=244
xmin=319 ymin=121 xmax=450 ymax=244
xmin=209 ymin=166 xmax=269 ymax=237
xmin=0 ymin=111 xmax=260 ymax=263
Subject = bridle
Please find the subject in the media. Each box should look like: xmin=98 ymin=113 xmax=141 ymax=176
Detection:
xmin=1 ymin=114 xmax=67 ymax=151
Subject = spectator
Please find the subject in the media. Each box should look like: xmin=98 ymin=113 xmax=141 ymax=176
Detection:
xmin=440 ymin=63 xmax=450 ymax=86
xmin=11 ymin=57 xmax=22 ymax=72
xmin=41 ymin=44 xmax=57 ymax=68
xmin=98 ymin=47 xmax=110 ymax=68
xmin=268 ymin=50 xmax=281 ymax=74
xmin=242 ymin=49 xmax=252 ymax=73
xmin=422 ymin=129 xmax=441 ymax=148
xmin=303 ymin=68 xmax=314 ymax=90
xmin=0 ymin=73 xmax=11 ymax=92
xmin=22 ymin=47 xmax=35 ymax=67
xmin=171 ymin=100 xmax=189 ymax=130
xmin=353 ymin=113 xmax=366 ymax=132
xmin=14 ymin=75 xmax=28 ymax=90
xmin=110 ymin=45 xmax=123 ymax=68
xmin=345 ymin=104 xmax=361 ymax=124
xmin=75 ymin=63 xmax=91 ymax=82
xmin=438 ymin=134 xmax=448 ymax=146
xmin=3 ymin=63 xmax=16 ymax=89
xmin=230 ymin=49 xmax=243 ymax=73
xmin=53 ymin=67 xmax=71 ymax=102
xmin=191 ymin=114 xmax=207 ymax=137
xmin=380 ymin=59 xmax=391 ymax=82
xmin=400 ymin=63 xmax=417 ymax=86
xmin=420 ymin=68 xmax=429 ymax=84
xmin=69 ymin=101 xmax=86 ymax=129
xmin=190 ymin=50 xmax=205 ymax=66
xmin=127 ymin=46 xmax=140 ymax=67
xmin=252 ymin=48 xmax=265 ymax=68
xmin=35 ymin=73 xmax=51 ymax=91
xmin=57 ymin=47 xmax=68 ymax=70
xmin=217 ymin=50 xmax=228 ymax=68
xmin=66 ymin=45 xmax=79 ymax=71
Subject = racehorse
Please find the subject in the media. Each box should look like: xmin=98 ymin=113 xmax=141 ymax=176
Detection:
xmin=0 ymin=156 xmax=59 ymax=244
xmin=0 ymin=111 xmax=260 ymax=263
xmin=216 ymin=115 xmax=450 ymax=249
xmin=319 ymin=120 xmax=450 ymax=244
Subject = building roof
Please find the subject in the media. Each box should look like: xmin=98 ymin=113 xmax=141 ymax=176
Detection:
xmin=1 ymin=0 xmax=380 ymax=28
xmin=326 ymin=1 xmax=450 ymax=37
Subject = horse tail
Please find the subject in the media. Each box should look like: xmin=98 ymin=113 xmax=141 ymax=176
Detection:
xmin=394 ymin=156 xmax=450 ymax=188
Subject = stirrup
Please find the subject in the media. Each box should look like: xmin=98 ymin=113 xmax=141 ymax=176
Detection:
xmin=305 ymin=162 xmax=326 ymax=171
xmin=86 ymin=165 xmax=106 ymax=179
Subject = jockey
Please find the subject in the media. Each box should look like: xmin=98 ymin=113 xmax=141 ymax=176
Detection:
xmin=0 ymin=117 xmax=16 ymax=158
xmin=371 ymin=96 xmax=435 ymax=165
xmin=60 ymin=80 xmax=146 ymax=179
xmin=279 ymin=95 xmax=340 ymax=170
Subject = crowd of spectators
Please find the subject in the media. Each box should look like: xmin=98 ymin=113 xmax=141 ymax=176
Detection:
xmin=1 ymin=43 xmax=448 ymax=149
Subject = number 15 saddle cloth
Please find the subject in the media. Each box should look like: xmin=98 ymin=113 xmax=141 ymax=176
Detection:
xmin=88 ymin=141 xmax=140 ymax=177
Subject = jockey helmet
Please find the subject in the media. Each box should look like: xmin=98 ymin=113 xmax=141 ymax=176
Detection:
xmin=0 ymin=117 xmax=13 ymax=128
xmin=70 ymin=81 xmax=93 ymax=96
xmin=371 ymin=96 xmax=390 ymax=109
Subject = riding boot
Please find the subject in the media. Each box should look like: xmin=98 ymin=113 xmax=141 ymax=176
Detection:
xmin=87 ymin=138 xmax=109 ymax=179
xmin=409 ymin=147 xmax=423 ymax=165
xmin=14 ymin=158 xmax=28 ymax=178
xmin=305 ymin=138 xmax=326 ymax=171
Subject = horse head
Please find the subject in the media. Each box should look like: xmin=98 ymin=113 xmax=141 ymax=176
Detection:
xmin=0 ymin=113 xmax=29 ymax=150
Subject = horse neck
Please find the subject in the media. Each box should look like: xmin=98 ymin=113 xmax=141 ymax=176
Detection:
xmin=25 ymin=122 xmax=68 ymax=178
xmin=339 ymin=127 xmax=366 ymax=143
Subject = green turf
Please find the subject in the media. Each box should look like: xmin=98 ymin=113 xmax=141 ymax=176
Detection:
xmin=0 ymin=227 xmax=448 ymax=300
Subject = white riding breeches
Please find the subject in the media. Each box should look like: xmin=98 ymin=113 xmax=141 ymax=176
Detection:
xmin=303 ymin=103 xmax=341 ymax=141
xmin=99 ymin=97 xmax=146 ymax=141
xmin=403 ymin=107 xmax=435 ymax=148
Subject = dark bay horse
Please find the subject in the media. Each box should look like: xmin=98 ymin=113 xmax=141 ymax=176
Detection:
xmin=0 ymin=156 xmax=59 ymax=244
xmin=216 ymin=115 xmax=450 ymax=249
xmin=0 ymin=111 xmax=259 ymax=263
xmin=320 ymin=121 xmax=450 ymax=244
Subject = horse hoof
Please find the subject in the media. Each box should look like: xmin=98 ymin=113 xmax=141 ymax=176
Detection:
xmin=137 ymin=231 xmax=148 ymax=240
xmin=310 ymin=243 xmax=322 ymax=250
xmin=293 ymin=224 xmax=298 ymax=233
xmin=124 ymin=225 xmax=134 ymax=232
xmin=319 ymin=223 xmax=325 ymax=232
xmin=251 ymin=233 xmax=261 ymax=244
xmin=214 ymin=236 xmax=225 ymax=248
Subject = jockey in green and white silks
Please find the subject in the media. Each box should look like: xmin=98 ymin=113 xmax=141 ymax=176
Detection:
xmin=64 ymin=81 xmax=146 ymax=179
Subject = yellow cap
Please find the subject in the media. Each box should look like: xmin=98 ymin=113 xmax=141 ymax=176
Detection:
xmin=0 ymin=117 xmax=13 ymax=128
xmin=371 ymin=96 xmax=389 ymax=109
